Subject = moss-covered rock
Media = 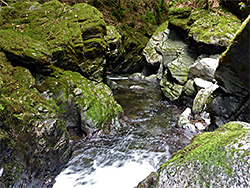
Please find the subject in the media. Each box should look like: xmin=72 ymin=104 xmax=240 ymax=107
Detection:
xmin=160 ymin=77 xmax=183 ymax=101
xmin=36 ymin=67 xmax=122 ymax=135
xmin=143 ymin=21 xmax=169 ymax=68
xmin=0 ymin=52 xmax=71 ymax=187
xmin=169 ymin=7 xmax=242 ymax=53
xmin=138 ymin=121 xmax=250 ymax=188
xmin=158 ymin=121 xmax=250 ymax=187
xmin=0 ymin=0 xmax=107 ymax=81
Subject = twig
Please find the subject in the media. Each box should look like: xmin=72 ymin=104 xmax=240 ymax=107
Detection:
xmin=0 ymin=0 xmax=9 ymax=6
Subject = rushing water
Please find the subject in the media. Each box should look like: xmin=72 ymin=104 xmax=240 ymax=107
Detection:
xmin=53 ymin=76 xmax=190 ymax=188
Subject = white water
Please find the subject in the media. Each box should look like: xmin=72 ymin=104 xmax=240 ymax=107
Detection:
xmin=54 ymin=158 xmax=154 ymax=188
xmin=53 ymin=77 xmax=190 ymax=188
xmin=53 ymin=147 xmax=169 ymax=188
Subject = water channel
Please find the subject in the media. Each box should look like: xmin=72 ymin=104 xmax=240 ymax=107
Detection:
xmin=53 ymin=76 xmax=190 ymax=188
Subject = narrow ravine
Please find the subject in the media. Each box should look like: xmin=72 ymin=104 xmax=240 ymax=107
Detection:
xmin=53 ymin=76 xmax=191 ymax=188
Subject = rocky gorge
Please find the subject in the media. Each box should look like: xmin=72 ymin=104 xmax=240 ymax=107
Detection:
xmin=0 ymin=0 xmax=249 ymax=187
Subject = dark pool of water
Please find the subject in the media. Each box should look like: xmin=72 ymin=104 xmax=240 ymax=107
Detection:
xmin=53 ymin=76 xmax=190 ymax=188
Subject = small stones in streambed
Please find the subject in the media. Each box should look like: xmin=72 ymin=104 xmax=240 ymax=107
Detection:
xmin=129 ymin=73 xmax=158 ymax=83
xmin=177 ymin=107 xmax=209 ymax=139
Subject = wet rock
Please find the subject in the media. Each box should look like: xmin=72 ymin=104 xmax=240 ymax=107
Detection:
xmin=129 ymin=73 xmax=158 ymax=83
xmin=143 ymin=21 xmax=169 ymax=68
xmin=142 ymin=121 xmax=250 ymax=188
xmin=160 ymin=49 xmax=197 ymax=101
xmin=207 ymin=15 xmax=250 ymax=126
xmin=167 ymin=49 xmax=197 ymax=85
xmin=160 ymin=78 xmax=183 ymax=101
xmin=137 ymin=172 xmax=159 ymax=188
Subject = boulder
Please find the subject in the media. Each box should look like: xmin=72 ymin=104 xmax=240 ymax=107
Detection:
xmin=169 ymin=7 xmax=242 ymax=53
xmin=0 ymin=52 xmax=71 ymax=187
xmin=189 ymin=55 xmax=220 ymax=81
xmin=207 ymin=15 xmax=250 ymax=126
xmin=143 ymin=21 xmax=169 ymax=68
xmin=0 ymin=0 xmax=107 ymax=81
xmin=167 ymin=49 xmax=197 ymax=85
xmin=158 ymin=121 xmax=250 ymax=187
xmin=160 ymin=49 xmax=197 ymax=101
xmin=160 ymin=77 xmax=183 ymax=101
xmin=138 ymin=121 xmax=250 ymax=187
xmin=36 ymin=68 xmax=123 ymax=136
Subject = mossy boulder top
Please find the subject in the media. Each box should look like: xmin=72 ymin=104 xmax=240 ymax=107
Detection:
xmin=0 ymin=0 xmax=107 ymax=81
xmin=168 ymin=7 xmax=242 ymax=49
xmin=157 ymin=121 xmax=250 ymax=187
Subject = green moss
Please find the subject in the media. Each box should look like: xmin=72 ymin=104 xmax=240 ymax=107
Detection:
xmin=168 ymin=7 xmax=242 ymax=46
xmin=0 ymin=0 xmax=108 ymax=81
xmin=161 ymin=122 xmax=249 ymax=173
xmin=36 ymin=67 xmax=122 ymax=132
xmin=188 ymin=9 xmax=241 ymax=45
xmin=0 ymin=52 xmax=70 ymax=186
xmin=153 ymin=21 xmax=169 ymax=34
xmin=0 ymin=29 xmax=51 ymax=62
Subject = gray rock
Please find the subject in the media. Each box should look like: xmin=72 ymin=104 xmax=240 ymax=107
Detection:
xmin=189 ymin=56 xmax=219 ymax=81
xmin=167 ymin=50 xmax=197 ymax=85
xmin=182 ymin=79 xmax=197 ymax=97
xmin=194 ymin=78 xmax=218 ymax=90
xmin=177 ymin=108 xmax=199 ymax=139
xmin=155 ymin=121 xmax=250 ymax=188
xmin=160 ymin=77 xmax=183 ymax=101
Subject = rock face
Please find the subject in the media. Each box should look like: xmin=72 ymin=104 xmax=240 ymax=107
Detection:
xmin=207 ymin=15 xmax=250 ymax=126
xmin=0 ymin=1 xmax=123 ymax=187
xmin=143 ymin=5 xmax=241 ymax=103
xmin=0 ymin=52 xmax=71 ymax=187
xmin=106 ymin=28 xmax=148 ymax=74
xmin=0 ymin=0 xmax=107 ymax=82
xmin=138 ymin=121 xmax=250 ymax=188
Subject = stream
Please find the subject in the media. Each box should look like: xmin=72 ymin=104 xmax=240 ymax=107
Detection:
xmin=53 ymin=76 xmax=190 ymax=188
